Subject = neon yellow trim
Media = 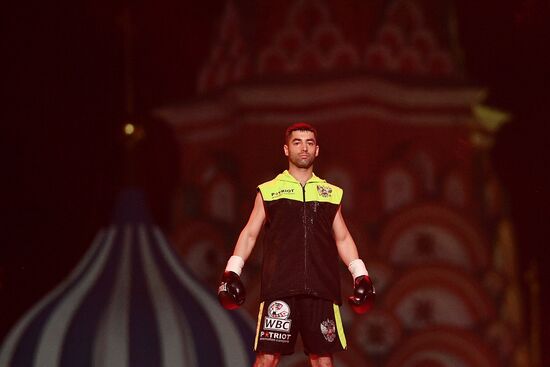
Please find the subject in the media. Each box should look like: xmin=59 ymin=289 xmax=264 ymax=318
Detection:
xmin=333 ymin=304 xmax=347 ymax=350
xmin=254 ymin=302 xmax=265 ymax=351
xmin=258 ymin=171 xmax=342 ymax=204
xmin=259 ymin=180 xmax=303 ymax=202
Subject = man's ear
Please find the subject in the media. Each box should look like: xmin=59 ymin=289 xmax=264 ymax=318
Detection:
xmin=315 ymin=145 xmax=319 ymax=157
xmin=284 ymin=144 xmax=289 ymax=157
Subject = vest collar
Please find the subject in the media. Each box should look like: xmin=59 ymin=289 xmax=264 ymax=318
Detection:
xmin=277 ymin=170 xmax=325 ymax=185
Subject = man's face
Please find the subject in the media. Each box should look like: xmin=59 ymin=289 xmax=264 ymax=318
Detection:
xmin=284 ymin=130 xmax=319 ymax=169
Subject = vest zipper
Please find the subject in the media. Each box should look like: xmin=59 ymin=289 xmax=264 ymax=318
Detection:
xmin=302 ymin=184 xmax=307 ymax=290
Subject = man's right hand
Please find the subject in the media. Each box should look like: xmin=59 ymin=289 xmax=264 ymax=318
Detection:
xmin=218 ymin=271 xmax=246 ymax=310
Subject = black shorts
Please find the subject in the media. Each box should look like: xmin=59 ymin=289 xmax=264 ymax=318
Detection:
xmin=254 ymin=296 xmax=347 ymax=355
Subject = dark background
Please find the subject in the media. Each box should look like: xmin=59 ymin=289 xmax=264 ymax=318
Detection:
xmin=2 ymin=0 xmax=549 ymax=362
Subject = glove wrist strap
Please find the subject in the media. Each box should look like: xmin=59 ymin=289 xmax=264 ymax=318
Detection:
xmin=225 ymin=255 xmax=245 ymax=276
xmin=348 ymin=259 xmax=368 ymax=280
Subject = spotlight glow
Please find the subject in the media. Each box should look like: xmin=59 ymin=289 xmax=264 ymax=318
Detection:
xmin=124 ymin=123 xmax=135 ymax=135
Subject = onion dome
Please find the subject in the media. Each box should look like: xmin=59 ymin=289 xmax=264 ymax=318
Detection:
xmin=197 ymin=0 xmax=464 ymax=94
xmin=0 ymin=189 xmax=255 ymax=367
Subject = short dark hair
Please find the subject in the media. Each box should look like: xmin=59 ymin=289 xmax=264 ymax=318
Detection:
xmin=285 ymin=122 xmax=318 ymax=144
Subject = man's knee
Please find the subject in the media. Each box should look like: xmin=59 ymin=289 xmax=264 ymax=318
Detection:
xmin=254 ymin=352 xmax=281 ymax=367
xmin=309 ymin=354 xmax=333 ymax=367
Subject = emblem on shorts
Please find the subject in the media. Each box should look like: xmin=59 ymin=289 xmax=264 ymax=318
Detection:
xmin=317 ymin=185 xmax=332 ymax=197
xmin=262 ymin=301 xmax=292 ymax=338
xmin=268 ymin=301 xmax=290 ymax=319
xmin=320 ymin=319 xmax=336 ymax=342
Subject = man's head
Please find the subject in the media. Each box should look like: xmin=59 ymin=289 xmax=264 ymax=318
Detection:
xmin=284 ymin=122 xmax=319 ymax=169
xmin=284 ymin=122 xmax=318 ymax=145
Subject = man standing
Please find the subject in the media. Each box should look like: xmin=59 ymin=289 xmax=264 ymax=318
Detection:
xmin=218 ymin=123 xmax=374 ymax=367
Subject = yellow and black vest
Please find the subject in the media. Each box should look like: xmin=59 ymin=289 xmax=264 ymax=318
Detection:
xmin=258 ymin=170 xmax=344 ymax=304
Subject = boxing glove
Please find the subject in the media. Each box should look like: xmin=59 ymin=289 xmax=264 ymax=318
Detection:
xmin=218 ymin=271 xmax=246 ymax=310
xmin=348 ymin=275 xmax=375 ymax=314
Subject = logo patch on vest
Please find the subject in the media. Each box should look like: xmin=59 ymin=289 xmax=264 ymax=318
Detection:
xmin=320 ymin=319 xmax=336 ymax=342
xmin=271 ymin=188 xmax=295 ymax=198
xmin=316 ymin=185 xmax=332 ymax=198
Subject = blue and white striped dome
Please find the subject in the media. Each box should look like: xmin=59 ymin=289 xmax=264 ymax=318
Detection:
xmin=0 ymin=189 xmax=255 ymax=367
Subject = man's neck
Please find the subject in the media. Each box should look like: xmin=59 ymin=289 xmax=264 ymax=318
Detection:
xmin=288 ymin=166 xmax=313 ymax=185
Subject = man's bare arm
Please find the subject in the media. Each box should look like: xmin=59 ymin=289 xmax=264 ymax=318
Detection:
xmin=232 ymin=192 xmax=266 ymax=262
xmin=333 ymin=206 xmax=369 ymax=279
xmin=219 ymin=192 xmax=265 ymax=310
xmin=333 ymin=206 xmax=360 ymax=266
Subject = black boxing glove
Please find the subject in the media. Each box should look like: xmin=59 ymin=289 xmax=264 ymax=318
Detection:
xmin=218 ymin=271 xmax=246 ymax=310
xmin=348 ymin=274 xmax=375 ymax=314
xmin=218 ymin=255 xmax=246 ymax=310
xmin=347 ymin=259 xmax=374 ymax=314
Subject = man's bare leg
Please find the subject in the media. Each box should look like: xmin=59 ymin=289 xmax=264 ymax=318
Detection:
xmin=253 ymin=352 xmax=281 ymax=367
xmin=309 ymin=354 xmax=333 ymax=367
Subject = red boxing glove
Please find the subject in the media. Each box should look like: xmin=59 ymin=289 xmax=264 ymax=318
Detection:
xmin=218 ymin=271 xmax=246 ymax=310
xmin=347 ymin=275 xmax=375 ymax=314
